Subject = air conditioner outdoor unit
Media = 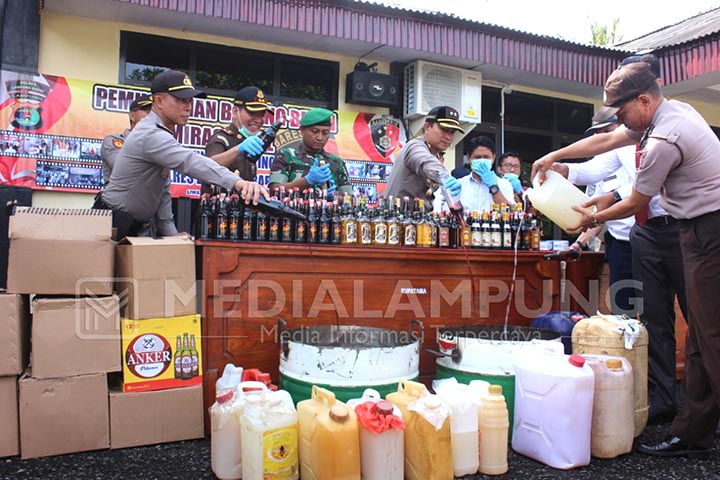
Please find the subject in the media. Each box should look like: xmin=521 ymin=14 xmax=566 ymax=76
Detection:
xmin=404 ymin=60 xmax=482 ymax=123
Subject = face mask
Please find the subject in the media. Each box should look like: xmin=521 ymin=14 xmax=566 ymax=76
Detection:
xmin=471 ymin=158 xmax=493 ymax=172
xmin=503 ymin=173 xmax=519 ymax=181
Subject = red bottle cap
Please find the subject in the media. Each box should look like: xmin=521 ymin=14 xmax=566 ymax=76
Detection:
xmin=215 ymin=389 xmax=234 ymax=404
xmin=569 ymin=353 xmax=585 ymax=367
xmin=376 ymin=400 xmax=394 ymax=416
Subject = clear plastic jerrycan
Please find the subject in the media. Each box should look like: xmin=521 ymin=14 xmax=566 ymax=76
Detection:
xmin=584 ymin=355 xmax=634 ymax=458
xmin=386 ymin=380 xmax=453 ymax=480
xmin=240 ymin=389 xmax=299 ymax=480
xmin=210 ymin=377 xmax=266 ymax=480
xmin=525 ymin=170 xmax=590 ymax=233
xmin=435 ymin=379 xmax=479 ymax=477
xmin=572 ymin=314 xmax=648 ymax=437
xmin=478 ymin=384 xmax=509 ymax=476
xmin=347 ymin=388 xmax=405 ymax=480
xmin=512 ymin=351 xmax=595 ymax=470
xmin=297 ymin=385 xmax=360 ymax=480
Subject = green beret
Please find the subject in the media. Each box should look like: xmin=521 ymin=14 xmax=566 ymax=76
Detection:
xmin=300 ymin=108 xmax=334 ymax=127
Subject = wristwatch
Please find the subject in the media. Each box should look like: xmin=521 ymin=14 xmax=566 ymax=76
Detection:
xmin=489 ymin=184 xmax=500 ymax=195
xmin=612 ymin=190 xmax=622 ymax=204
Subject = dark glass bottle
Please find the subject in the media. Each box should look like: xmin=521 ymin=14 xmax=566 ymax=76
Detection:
xmin=228 ymin=194 xmax=240 ymax=241
xmin=243 ymin=119 xmax=282 ymax=163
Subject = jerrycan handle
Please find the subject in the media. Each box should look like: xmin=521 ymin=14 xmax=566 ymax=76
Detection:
xmin=311 ymin=385 xmax=336 ymax=407
xmin=361 ymin=388 xmax=381 ymax=401
xmin=397 ymin=379 xmax=427 ymax=398
xmin=236 ymin=380 xmax=268 ymax=399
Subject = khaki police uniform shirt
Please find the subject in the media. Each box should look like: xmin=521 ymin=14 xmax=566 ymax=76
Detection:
xmin=203 ymin=123 xmax=256 ymax=194
xmin=102 ymin=110 xmax=240 ymax=235
xmin=269 ymin=143 xmax=352 ymax=195
xmin=385 ymin=136 xmax=447 ymax=204
xmin=100 ymin=129 xmax=130 ymax=184
xmin=631 ymin=99 xmax=720 ymax=220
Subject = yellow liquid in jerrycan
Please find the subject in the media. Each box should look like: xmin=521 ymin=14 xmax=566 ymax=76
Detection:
xmin=296 ymin=386 xmax=360 ymax=480
xmin=386 ymin=380 xmax=453 ymax=480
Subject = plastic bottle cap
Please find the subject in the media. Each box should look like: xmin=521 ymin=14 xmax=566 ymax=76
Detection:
xmin=488 ymin=384 xmax=502 ymax=395
xmin=216 ymin=389 xmax=234 ymax=404
xmin=424 ymin=395 xmax=441 ymax=409
xmin=568 ymin=353 xmax=586 ymax=367
xmin=606 ymin=359 xmax=623 ymax=370
xmin=329 ymin=404 xmax=350 ymax=422
xmin=376 ymin=400 xmax=394 ymax=416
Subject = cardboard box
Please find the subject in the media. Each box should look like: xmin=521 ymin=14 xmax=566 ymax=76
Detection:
xmin=115 ymin=237 xmax=197 ymax=319
xmin=7 ymin=207 xmax=113 ymax=295
xmin=0 ymin=376 xmax=19 ymax=458
xmin=0 ymin=294 xmax=30 ymax=376
xmin=31 ymin=296 xmax=121 ymax=379
xmin=109 ymin=385 xmax=203 ymax=449
xmin=19 ymin=370 xmax=109 ymax=459
xmin=121 ymin=314 xmax=202 ymax=393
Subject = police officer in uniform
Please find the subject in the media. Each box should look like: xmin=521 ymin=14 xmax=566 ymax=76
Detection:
xmin=100 ymin=94 xmax=152 ymax=184
xmin=203 ymin=86 xmax=269 ymax=193
xmin=99 ymin=70 xmax=268 ymax=240
xmin=269 ymin=108 xmax=352 ymax=197
xmin=385 ymin=105 xmax=463 ymax=207
xmin=532 ymin=62 xmax=720 ymax=460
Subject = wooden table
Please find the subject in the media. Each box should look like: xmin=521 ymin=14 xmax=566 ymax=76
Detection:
xmin=197 ymin=241 xmax=604 ymax=428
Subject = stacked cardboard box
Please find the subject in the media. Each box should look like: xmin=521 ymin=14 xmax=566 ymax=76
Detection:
xmin=6 ymin=207 xmax=118 ymax=459
xmin=4 ymin=209 xmax=204 ymax=457
xmin=112 ymin=237 xmax=203 ymax=448
xmin=0 ymin=294 xmax=30 ymax=458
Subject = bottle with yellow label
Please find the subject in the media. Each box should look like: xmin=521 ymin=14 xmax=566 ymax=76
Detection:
xmin=241 ymin=389 xmax=299 ymax=480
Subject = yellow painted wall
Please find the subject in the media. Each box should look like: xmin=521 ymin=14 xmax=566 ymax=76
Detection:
xmin=36 ymin=12 xmax=720 ymax=207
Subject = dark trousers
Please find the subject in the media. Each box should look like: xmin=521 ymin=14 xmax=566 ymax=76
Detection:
xmin=604 ymin=232 xmax=635 ymax=315
xmin=629 ymin=221 xmax=687 ymax=414
xmin=670 ymin=210 xmax=720 ymax=447
xmin=91 ymin=193 xmax=145 ymax=241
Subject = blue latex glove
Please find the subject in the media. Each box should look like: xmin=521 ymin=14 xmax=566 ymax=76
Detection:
xmin=471 ymin=159 xmax=498 ymax=187
xmin=237 ymin=135 xmax=264 ymax=157
xmin=504 ymin=173 xmax=523 ymax=193
xmin=305 ymin=158 xmax=332 ymax=185
xmin=326 ymin=179 xmax=337 ymax=195
xmin=443 ymin=175 xmax=462 ymax=198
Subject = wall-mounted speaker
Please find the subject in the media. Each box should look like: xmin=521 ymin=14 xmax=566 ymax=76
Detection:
xmin=345 ymin=71 xmax=399 ymax=108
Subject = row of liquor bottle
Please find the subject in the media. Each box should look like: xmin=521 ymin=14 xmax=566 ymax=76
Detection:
xmin=173 ymin=333 xmax=200 ymax=380
xmin=195 ymin=188 xmax=543 ymax=250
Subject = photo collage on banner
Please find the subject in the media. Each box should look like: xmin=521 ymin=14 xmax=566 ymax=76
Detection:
xmin=0 ymin=69 xmax=407 ymax=201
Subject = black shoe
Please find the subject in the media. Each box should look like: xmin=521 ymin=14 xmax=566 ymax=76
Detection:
xmin=647 ymin=409 xmax=676 ymax=425
xmin=636 ymin=436 xmax=710 ymax=459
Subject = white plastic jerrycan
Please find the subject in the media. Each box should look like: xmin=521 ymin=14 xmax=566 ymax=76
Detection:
xmin=512 ymin=350 xmax=595 ymax=470
xmin=435 ymin=379 xmax=479 ymax=477
xmin=210 ymin=375 xmax=267 ymax=479
xmin=347 ymin=388 xmax=405 ymax=480
xmin=525 ymin=170 xmax=591 ymax=233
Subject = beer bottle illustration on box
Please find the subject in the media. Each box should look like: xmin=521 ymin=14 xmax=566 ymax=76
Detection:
xmin=181 ymin=332 xmax=193 ymax=379
xmin=174 ymin=335 xmax=183 ymax=379
xmin=190 ymin=334 xmax=199 ymax=378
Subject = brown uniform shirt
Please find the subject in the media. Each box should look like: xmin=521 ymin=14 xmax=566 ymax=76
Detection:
xmin=203 ymin=124 xmax=256 ymax=194
xmin=632 ymin=99 xmax=720 ymax=219
xmin=385 ymin=136 xmax=447 ymax=205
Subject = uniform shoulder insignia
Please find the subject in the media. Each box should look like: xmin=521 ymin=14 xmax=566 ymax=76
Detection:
xmin=112 ymin=138 xmax=124 ymax=149
xmin=220 ymin=127 xmax=234 ymax=135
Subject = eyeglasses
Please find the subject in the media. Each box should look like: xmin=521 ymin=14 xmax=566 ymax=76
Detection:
xmin=500 ymin=163 xmax=521 ymax=171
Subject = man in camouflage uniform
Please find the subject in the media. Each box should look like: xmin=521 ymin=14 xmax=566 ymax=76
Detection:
xmin=269 ymin=108 xmax=352 ymax=197
xmin=203 ymin=86 xmax=269 ymax=194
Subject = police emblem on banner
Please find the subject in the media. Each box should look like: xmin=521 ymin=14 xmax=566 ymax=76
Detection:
xmin=369 ymin=116 xmax=400 ymax=158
